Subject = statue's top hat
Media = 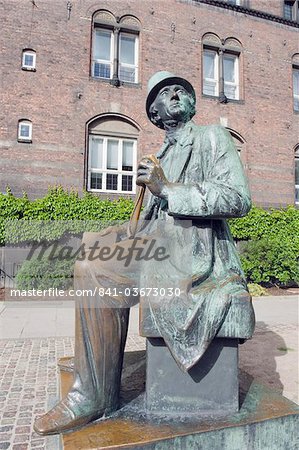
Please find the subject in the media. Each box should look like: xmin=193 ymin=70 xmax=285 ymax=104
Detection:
xmin=146 ymin=71 xmax=196 ymax=122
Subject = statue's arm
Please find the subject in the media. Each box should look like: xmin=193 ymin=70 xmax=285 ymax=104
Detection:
xmin=165 ymin=125 xmax=251 ymax=219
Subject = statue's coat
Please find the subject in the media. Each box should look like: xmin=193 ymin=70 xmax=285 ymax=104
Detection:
xmin=137 ymin=122 xmax=254 ymax=371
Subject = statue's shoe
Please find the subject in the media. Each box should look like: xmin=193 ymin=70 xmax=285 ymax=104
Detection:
xmin=34 ymin=396 xmax=107 ymax=435
xmin=57 ymin=356 xmax=74 ymax=372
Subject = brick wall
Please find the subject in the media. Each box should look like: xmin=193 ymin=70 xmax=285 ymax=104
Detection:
xmin=0 ymin=0 xmax=298 ymax=207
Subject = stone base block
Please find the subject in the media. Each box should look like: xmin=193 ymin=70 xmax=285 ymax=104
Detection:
xmin=146 ymin=337 xmax=238 ymax=414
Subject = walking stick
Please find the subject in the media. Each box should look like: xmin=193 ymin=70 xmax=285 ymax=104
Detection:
xmin=127 ymin=154 xmax=159 ymax=238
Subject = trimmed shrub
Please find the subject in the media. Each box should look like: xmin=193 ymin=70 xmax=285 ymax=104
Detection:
xmin=0 ymin=186 xmax=134 ymax=244
xmin=15 ymin=251 xmax=75 ymax=290
xmin=229 ymin=205 xmax=299 ymax=286
xmin=229 ymin=205 xmax=299 ymax=241
xmin=240 ymin=236 xmax=299 ymax=285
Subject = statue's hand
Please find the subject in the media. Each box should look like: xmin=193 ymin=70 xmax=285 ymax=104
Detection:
xmin=97 ymin=224 xmax=126 ymax=237
xmin=136 ymin=156 xmax=169 ymax=198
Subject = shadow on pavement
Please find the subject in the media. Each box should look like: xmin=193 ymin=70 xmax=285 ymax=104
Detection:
xmin=239 ymin=321 xmax=287 ymax=398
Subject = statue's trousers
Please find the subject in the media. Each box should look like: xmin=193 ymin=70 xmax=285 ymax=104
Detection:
xmin=71 ymin=232 xmax=140 ymax=414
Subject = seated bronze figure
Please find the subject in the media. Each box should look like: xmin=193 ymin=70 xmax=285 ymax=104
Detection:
xmin=34 ymin=71 xmax=254 ymax=435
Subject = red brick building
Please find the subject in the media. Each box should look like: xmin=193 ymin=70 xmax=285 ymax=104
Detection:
xmin=0 ymin=0 xmax=298 ymax=207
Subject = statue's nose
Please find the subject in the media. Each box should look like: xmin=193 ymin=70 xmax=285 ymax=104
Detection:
xmin=170 ymin=91 xmax=179 ymax=100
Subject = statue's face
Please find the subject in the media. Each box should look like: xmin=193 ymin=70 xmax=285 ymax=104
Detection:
xmin=153 ymin=84 xmax=194 ymax=124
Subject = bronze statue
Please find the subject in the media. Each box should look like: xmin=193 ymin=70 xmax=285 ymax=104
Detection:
xmin=34 ymin=71 xmax=254 ymax=435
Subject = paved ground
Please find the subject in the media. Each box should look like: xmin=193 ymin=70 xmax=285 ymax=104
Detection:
xmin=0 ymin=296 xmax=298 ymax=449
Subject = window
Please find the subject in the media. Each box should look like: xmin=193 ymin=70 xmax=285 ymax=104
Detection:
xmin=223 ymin=54 xmax=239 ymax=99
xmin=93 ymin=29 xmax=113 ymax=79
xmin=87 ymin=115 xmax=139 ymax=194
xmin=119 ymin=33 xmax=138 ymax=83
xmin=92 ymin=11 xmax=139 ymax=85
xmin=295 ymin=147 xmax=299 ymax=205
xmin=89 ymin=137 xmax=136 ymax=192
xmin=284 ymin=1 xmax=299 ymax=21
xmin=203 ymin=50 xmax=219 ymax=96
xmin=202 ymin=34 xmax=242 ymax=102
xmin=22 ymin=49 xmax=36 ymax=70
xmin=18 ymin=120 xmax=32 ymax=142
xmin=293 ymin=66 xmax=299 ymax=112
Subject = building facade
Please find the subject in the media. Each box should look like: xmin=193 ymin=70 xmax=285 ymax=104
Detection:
xmin=0 ymin=0 xmax=298 ymax=207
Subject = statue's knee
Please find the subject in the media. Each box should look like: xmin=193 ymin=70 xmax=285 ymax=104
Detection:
xmin=81 ymin=232 xmax=100 ymax=247
xmin=74 ymin=258 xmax=90 ymax=276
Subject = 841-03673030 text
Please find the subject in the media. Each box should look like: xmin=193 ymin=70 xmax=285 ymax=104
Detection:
xmin=9 ymin=287 xmax=183 ymax=298
xmin=96 ymin=287 xmax=183 ymax=297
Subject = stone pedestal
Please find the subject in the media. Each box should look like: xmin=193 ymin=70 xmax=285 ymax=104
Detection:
xmin=146 ymin=337 xmax=239 ymax=414
xmin=57 ymin=351 xmax=299 ymax=450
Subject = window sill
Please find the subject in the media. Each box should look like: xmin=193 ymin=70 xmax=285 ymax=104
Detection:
xmin=88 ymin=191 xmax=135 ymax=200
xmin=21 ymin=67 xmax=36 ymax=72
xmin=202 ymin=94 xmax=244 ymax=104
xmin=90 ymin=76 xmax=141 ymax=89
xmin=122 ymin=81 xmax=141 ymax=89
xmin=89 ymin=189 xmax=136 ymax=195
xmin=17 ymin=138 xmax=32 ymax=143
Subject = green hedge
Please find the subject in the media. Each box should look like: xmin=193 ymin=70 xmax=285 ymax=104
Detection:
xmin=1 ymin=188 xmax=298 ymax=286
xmin=0 ymin=186 xmax=134 ymax=244
xmin=229 ymin=206 xmax=299 ymax=285
xmin=15 ymin=250 xmax=75 ymax=290
xmin=229 ymin=205 xmax=299 ymax=241
xmin=239 ymin=237 xmax=299 ymax=285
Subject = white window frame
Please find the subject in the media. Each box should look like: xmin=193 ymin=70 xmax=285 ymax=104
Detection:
xmin=118 ymin=32 xmax=139 ymax=83
xmin=92 ymin=29 xmax=114 ymax=80
xmin=92 ymin=26 xmax=139 ymax=83
xmin=293 ymin=67 xmax=299 ymax=112
xmin=203 ymin=49 xmax=219 ymax=97
xmin=88 ymin=135 xmax=137 ymax=194
xmin=224 ymin=53 xmax=239 ymax=100
xmin=18 ymin=120 xmax=32 ymax=142
xmin=203 ymin=47 xmax=240 ymax=100
xmin=284 ymin=0 xmax=299 ymax=22
xmin=22 ymin=50 xmax=36 ymax=70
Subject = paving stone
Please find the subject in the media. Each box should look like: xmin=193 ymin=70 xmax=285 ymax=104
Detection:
xmin=19 ymin=406 xmax=33 ymax=411
xmin=0 ymin=443 xmax=11 ymax=450
xmin=33 ymin=409 xmax=45 ymax=414
xmin=15 ymin=426 xmax=31 ymax=434
xmin=30 ymin=431 xmax=43 ymax=440
xmin=30 ymin=439 xmax=45 ymax=447
xmin=0 ymin=435 xmax=12 ymax=442
xmin=2 ymin=412 xmax=16 ymax=418
xmin=16 ymin=419 xmax=31 ymax=426
xmin=0 ymin=427 xmax=13 ymax=433
xmin=12 ymin=445 xmax=29 ymax=450
xmin=13 ymin=435 xmax=29 ymax=443
xmin=0 ymin=419 xmax=15 ymax=426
